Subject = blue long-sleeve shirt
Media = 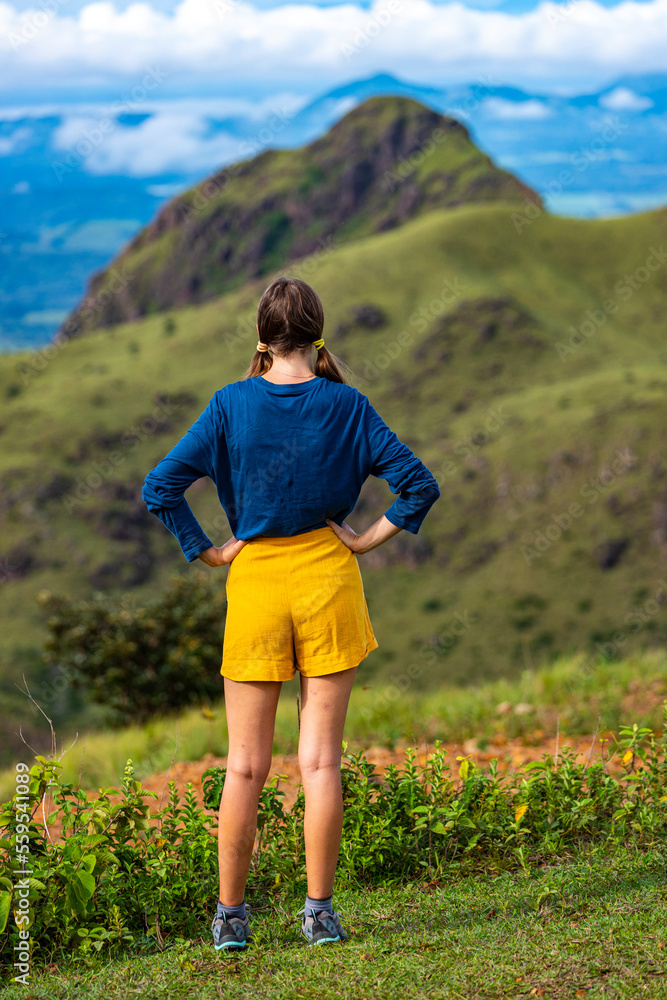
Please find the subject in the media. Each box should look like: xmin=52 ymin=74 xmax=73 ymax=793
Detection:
xmin=142 ymin=375 xmax=441 ymax=562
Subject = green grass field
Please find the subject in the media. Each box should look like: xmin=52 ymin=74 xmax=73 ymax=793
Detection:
xmin=2 ymin=842 xmax=666 ymax=999
xmin=2 ymin=649 xmax=665 ymax=997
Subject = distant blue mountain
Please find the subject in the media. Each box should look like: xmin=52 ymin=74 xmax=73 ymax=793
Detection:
xmin=288 ymin=71 xmax=667 ymax=124
xmin=1 ymin=71 xmax=665 ymax=351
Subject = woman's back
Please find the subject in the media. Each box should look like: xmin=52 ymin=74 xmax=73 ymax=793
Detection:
xmin=142 ymin=372 xmax=440 ymax=557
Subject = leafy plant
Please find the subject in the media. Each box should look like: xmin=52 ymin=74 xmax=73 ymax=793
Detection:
xmin=1 ymin=704 xmax=666 ymax=969
xmin=37 ymin=573 xmax=227 ymax=726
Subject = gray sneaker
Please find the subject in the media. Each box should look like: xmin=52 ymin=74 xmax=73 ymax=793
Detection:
xmin=298 ymin=906 xmax=349 ymax=945
xmin=211 ymin=909 xmax=253 ymax=951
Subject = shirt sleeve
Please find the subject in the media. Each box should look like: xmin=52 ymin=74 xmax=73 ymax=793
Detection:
xmin=363 ymin=398 xmax=441 ymax=534
xmin=141 ymin=394 xmax=220 ymax=562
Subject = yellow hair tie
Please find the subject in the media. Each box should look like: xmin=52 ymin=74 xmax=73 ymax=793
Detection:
xmin=256 ymin=341 xmax=270 ymax=352
xmin=312 ymin=338 xmax=325 ymax=350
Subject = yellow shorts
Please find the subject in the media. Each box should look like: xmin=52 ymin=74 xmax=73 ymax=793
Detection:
xmin=221 ymin=525 xmax=379 ymax=682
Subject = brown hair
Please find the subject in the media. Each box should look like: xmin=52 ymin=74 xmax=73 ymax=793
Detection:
xmin=243 ymin=277 xmax=353 ymax=384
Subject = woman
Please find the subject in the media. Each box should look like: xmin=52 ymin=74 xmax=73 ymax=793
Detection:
xmin=142 ymin=277 xmax=440 ymax=950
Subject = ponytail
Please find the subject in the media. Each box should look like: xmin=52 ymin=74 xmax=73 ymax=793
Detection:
xmin=243 ymin=343 xmax=355 ymax=384
xmin=241 ymin=276 xmax=357 ymax=386
xmin=244 ymin=350 xmax=273 ymax=380
xmin=313 ymin=345 xmax=355 ymax=385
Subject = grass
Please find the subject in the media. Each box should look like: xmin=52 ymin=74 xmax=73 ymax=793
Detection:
xmin=2 ymin=841 xmax=666 ymax=998
xmin=1 ymin=649 xmax=665 ymax=803
xmin=346 ymin=648 xmax=667 ymax=748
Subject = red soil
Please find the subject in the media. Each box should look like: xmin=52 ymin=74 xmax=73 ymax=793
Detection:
xmin=36 ymin=730 xmax=634 ymax=844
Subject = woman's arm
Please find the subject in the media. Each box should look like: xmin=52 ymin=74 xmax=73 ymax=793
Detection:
xmin=327 ymin=396 xmax=441 ymax=553
xmin=326 ymin=514 xmax=402 ymax=553
xmin=142 ymin=394 xmax=220 ymax=562
xmin=361 ymin=398 xmax=441 ymax=535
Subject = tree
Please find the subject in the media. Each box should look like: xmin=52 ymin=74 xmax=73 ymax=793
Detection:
xmin=38 ymin=572 xmax=227 ymax=725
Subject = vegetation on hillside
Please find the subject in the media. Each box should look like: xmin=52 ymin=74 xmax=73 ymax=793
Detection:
xmin=0 ymin=95 xmax=665 ymax=757
xmin=1 ymin=203 xmax=665 ymax=726
xmin=59 ymin=96 xmax=539 ymax=335
xmin=38 ymin=573 xmax=227 ymax=726
xmin=0 ymin=649 xmax=664 ymax=802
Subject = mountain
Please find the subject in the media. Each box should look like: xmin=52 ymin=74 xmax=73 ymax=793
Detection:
xmin=58 ymin=96 xmax=539 ymax=336
xmin=3 ymin=75 xmax=665 ymax=351
xmin=285 ymin=72 xmax=447 ymax=144
xmin=1 ymin=93 xmax=666 ymax=762
xmin=284 ymin=71 xmax=667 ymax=134
xmin=2 ymin=201 xmax=666 ymax=709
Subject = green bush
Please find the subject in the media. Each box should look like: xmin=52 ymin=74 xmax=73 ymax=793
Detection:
xmin=1 ymin=708 xmax=666 ymax=969
xmin=37 ymin=573 xmax=227 ymax=726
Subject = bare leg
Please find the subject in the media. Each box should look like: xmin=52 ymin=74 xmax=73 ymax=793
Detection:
xmin=298 ymin=666 xmax=357 ymax=898
xmin=218 ymin=677 xmax=282 ymax=905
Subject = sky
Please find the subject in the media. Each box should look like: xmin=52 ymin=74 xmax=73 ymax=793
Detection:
xmin=1 ymin=0 xmax=666 ymax=106
xmin=1 ymin=0 xmax=665 ymax=350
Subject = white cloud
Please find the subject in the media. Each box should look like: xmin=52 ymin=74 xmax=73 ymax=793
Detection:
xmin=481 ymin=97 xmax=552 ymax=119
xmin=49 ymin=104 xmax=304 ymax=175
xmin=19 ymin=222 xmax=70 ymax=253
xmin=59 ymin=218 xmax=142 ymax=251
xmin=0 ymin=124 xmax=31 ymax=154
xmin=22 ymin=308 xmax=69 ymax=325
xmin=318 ymin=95 xmax=358 ymax=120
xmin=546 ymin=189 xmax=667 ymax=217
xmin=503 ymin=150 xmax=571 ymax=165
xmin=0 ymin=0 xmax=666 ymax=98
xmin=0 ymin=93 xmax=305 ymax=121
xmin=19 ymin=218 xmax=142 ymax=252
xmin=599 ymin=86 xmax=654 ymax=111
xmin=146 ymin=180 xmax=186 ymax=195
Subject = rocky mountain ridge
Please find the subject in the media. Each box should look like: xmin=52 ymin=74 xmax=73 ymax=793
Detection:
xmin=59 ymin=95 xmax=540 ymax=337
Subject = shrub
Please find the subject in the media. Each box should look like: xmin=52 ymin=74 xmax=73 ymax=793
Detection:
xmin=1 ymin=709 xmax=665 ymax=968
xmin=37 ymin=573 xmax=227 ymax=726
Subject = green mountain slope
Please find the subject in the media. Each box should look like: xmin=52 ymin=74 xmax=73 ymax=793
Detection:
xmin=59 ymin=96 xmax=539 ymax=336
xmin=2 ymin=201 xmax=666 ymax=759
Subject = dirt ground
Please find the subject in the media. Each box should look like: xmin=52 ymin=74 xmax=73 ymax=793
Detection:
xmin=36 ymin=729 xmax=636 ymax=843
